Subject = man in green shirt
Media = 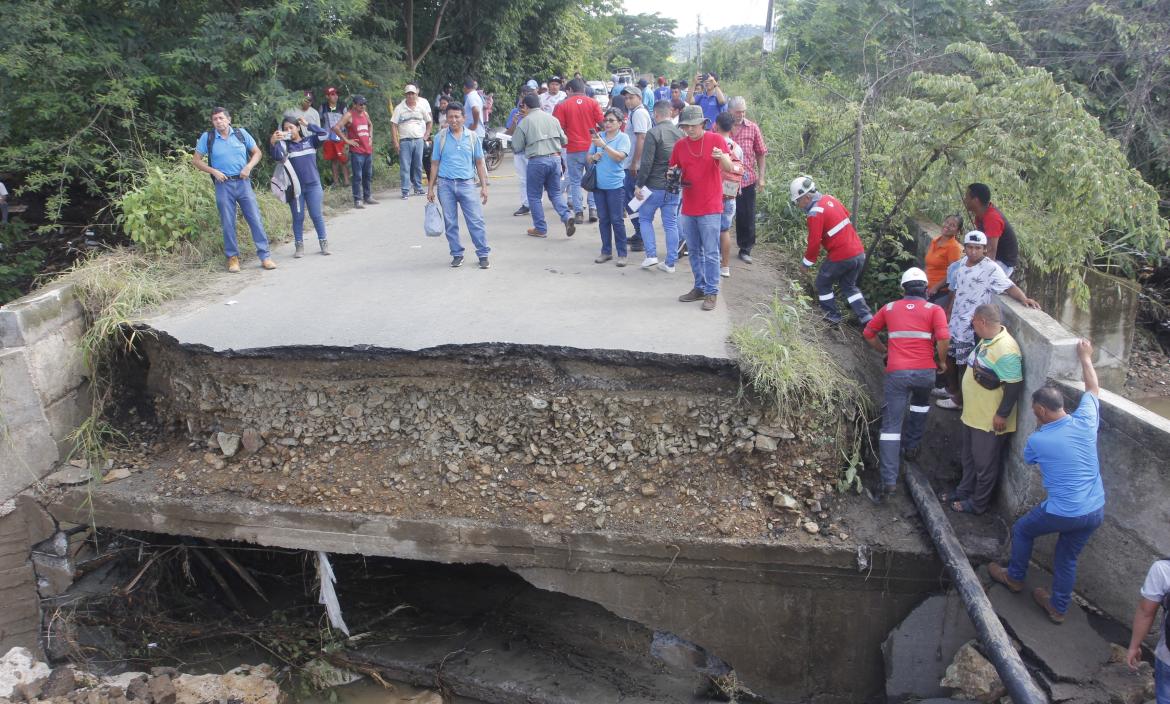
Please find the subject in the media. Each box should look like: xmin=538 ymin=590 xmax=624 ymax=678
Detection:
xmin=511 ymin=93 xmax=575 ymax=238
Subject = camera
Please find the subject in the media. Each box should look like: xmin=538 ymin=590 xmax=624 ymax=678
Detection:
xmin=665 ymin=167 xmax=685 ymax=194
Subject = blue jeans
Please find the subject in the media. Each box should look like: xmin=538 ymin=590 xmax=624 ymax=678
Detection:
xmin=814 ymin=253 xmax=873 ymax=323
xmin=350 ymin=152 xmax=373 ymax=202
xmin=680 ymin=213 xmax=721 ymax=294
xmin=1157 ymin=657 xmax=1170 ymax=704
xmin=1007 ymin=504 xmax=1104 ymax=614
xmin=624 ymin=169 xmax=642 ymax=238
xmin=565 ymin=150 xmax=595 ymax=213
xmin=290 ymin=183 xmax=326 ymax=243
xmin=215 ymin=179 xmax=270 ymax=261
xmin=437 ymin=178 xmax=489 ymax=258
xmin=526 ymin=155 xmax=571 ymax=233
xmin=399 ymin=138 xmax=424 ymax=194
xmin=594 ymin=187 xmax=627 ymax=256
xmin=878 ymin=368 xmax=934 ymax=486
xmin=637 ymin=188 xmax=680 ymax=264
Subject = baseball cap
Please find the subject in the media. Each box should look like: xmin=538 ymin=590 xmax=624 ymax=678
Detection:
xmin=351 ymin=94 xmax=367 ymax=105
xmin=325 ymin=86 xmax=338 ymax=96
xmin=963 ymin=230 xmax=988 ymax=246
xmin=621 ymin=85 xmax=641 ymax=96
xmin=549 ymin=75 xmax=562 ymax=83
xmin=404 ymin=84 xmax=418 ymax=94
xmin=678 ymin=105 xmax=706 ymax=126
xmin=301 ymin=90 xmax=313 ymax=100
xmin=525 ymin=79 xmax=539 ymax=90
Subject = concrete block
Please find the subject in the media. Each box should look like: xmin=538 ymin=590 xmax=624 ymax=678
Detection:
xmin=0 ymin=281 xmax=82 ymax=348
xmin=24 ymin=315 xmax=86 ymax=406
xmin=16 ymin=495 xmax=56 ymax=546
xmin=883 ymin=592 xmax=977 ymax=701
xmin=42 ymin=387 xmax=91 ymax=458
xmin=0 ymin=349 xmax=60 ymax=502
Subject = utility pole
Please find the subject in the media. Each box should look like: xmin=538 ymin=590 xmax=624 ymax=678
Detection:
xmin=696 ymin=15 xmax=702 ymax=72
xmin=762 ymin=0 xmax=776 ymax=53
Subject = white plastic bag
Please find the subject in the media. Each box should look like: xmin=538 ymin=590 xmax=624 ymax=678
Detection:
xmin=424 ymin=201 xmax=445 ymax=237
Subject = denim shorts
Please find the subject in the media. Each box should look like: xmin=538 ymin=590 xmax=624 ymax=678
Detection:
xmin=720 ymin=197 xmax=736 ymax=231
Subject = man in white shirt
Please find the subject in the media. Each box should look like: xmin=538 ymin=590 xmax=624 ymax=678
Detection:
xmin=462 ymin=79 xmax=486 ymax=137
xmin=540 ymin=76 xmax=567 ymax=114
xmin=292 ymin=91 xmax=320 ymax=128
xmin=1128 ymin=560 xmax=1170 ymax=702
xmin=391 ymin=84 xmax=433 ymax=199
xmin=621 ymin=85 xmax=652 ymax=251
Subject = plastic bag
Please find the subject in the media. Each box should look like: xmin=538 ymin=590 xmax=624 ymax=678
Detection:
xmin=424 ymin=201 xmax=445 ymax=237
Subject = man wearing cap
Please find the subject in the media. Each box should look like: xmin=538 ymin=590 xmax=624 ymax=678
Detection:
xmin=938 ymin=230 xmax=1040 ymax=410
xmin=332 ymin=95 xmax=377 ymax=208
xmin=863 ymin=267 xmax=950 ymax=503
xmin=391 ymin=84 xmax=433 ymax=199
xmin=689 ymin=72 xmax=727 ymax=127
xmin=621 ymin=85 xmax=652 ymax=251
xmin=670 ymin=105 xmax=737 ymax=311
xmin=540 ymin=76 xmax=566 ymax=114
xmin=512 ymin=94 xmax=575 ymax=239
xmin=638 ymin=78 xmax=655 ymax=111
xmin=791 ymin=175 xmax=873 ymax=325
xmin=293 ymin=91 xmax=320 ymax=128
xmin=319 ymin=87 xmax=349 ymax=188
xmin=555 ymin=78 xmax=603 ymax=224
xmin=434 ymin=83 xmax=453 ymax=122
xmin=192 ymin=106 xmax=275 ymax=272
xmin=653 ymin=77 xmax=671 ymax=105
xmin=462 ymin=79 xmax=486 ymax=137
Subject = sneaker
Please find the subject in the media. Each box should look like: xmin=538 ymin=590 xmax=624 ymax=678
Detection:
xmin=294 ymin=242 xmax=304 ymax=258
xmin=678 ymin=288 xmax=704 ymax=303
xmin=720 ymin=266 xmax=731 ymax=278
xmin=594 ymin=254 xmax=613 ymax=264
xmin=450 ymin=256 xmax=464 ymax=268
xmin=413 ymin=189 xmax=427 ymax=196
xmin=226 ymin=256 xmax=241 ymax=273
xmin=513 ymin=205 xmax=531 ymax=216
xmin=738 ymin=251 xmax=753 ymax=264
xmin=574 ymin=211 xmax=585 ymax=225
xmin=657 ymin=262 xmax=676 ymax=273
xmin=527 ymin=228 xmax=547 ymax=238
xmin=354 ymin=200 xmax=365 ymax=209
xmin=478 ymin=257 xmax=490 ymax=269
xmin=1032 ymin=587 xmax=1066 ymax=624
xmin=401 ymin=192 xmax=409 ymax=200
xmin=588 ymin=207 xmax=598 ymax=223
xmin=564 ymin=218 xmax=576 ymax=237
xmin=988 ymin=563 xmax=1023 ymax=593
xmin=629 ymin=237 xmax=644 ymax=252
xmin=261 ymin=258 xmax=277 ymax=270
xmin=319 ymin=239 xmax=331 ymax=255
xmin=931 ymin=386 xmax=951 ymax=399
xmin=640 ymin=257 xmax=659 ymax=269
xmin=616 ymin=257 xmax=627 ymax=267
xmin=935 ymin=397 xmax=962 ymax=410
xmin=363 ymin=197 xmax=379 ymax=205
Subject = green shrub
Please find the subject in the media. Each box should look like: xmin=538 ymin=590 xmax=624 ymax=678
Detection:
xmin=0 ymin=222 xmax=48 ymax=304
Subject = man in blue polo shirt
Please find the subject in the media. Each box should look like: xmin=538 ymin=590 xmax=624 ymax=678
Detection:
xmin=689 ymin=72 xmax=727 ymax=128
xmin=193 ymin=106 xmax=274 ymax=272
xmin=988 ymin=338 xmax=1105 ymax=624
xmin=427 ymin=101 xmax=491 ymax=269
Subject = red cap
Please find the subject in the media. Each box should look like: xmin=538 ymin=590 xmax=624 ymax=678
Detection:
xmin=325 ymin=86 xmax=338 ymax=96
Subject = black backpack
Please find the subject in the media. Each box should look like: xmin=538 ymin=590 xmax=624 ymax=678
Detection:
xmin=202 ymin=128 xmax=247 ymax=183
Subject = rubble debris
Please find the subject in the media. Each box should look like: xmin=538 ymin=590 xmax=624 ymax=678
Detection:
xmin=883 ymin=593 xmax=977 ymax=701
xmin=940 ymin=640 xmax=1005 ymax=702
xmin=0 ymin=648 xmax=50 ymax=699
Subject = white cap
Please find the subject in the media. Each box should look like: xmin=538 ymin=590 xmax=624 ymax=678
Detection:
xmin=900 ymin=267 xmax=928 ymax=286
xmin=963 ymin=230 xmax=988 ymax=246
xmin=404 ymin=84 xmax=418 ymax=94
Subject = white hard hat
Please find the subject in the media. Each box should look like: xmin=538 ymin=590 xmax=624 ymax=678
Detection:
xmin=789 ymin=175 xmax=816 ymax=202
xmin=900 ymin=267 xmax=928 ymax=286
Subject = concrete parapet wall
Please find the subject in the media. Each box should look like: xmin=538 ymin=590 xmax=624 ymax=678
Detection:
xmin=998 ymin=297 xmax=1166 ymax=625
xmin=0 ymin=281 xmax=89 ymax=503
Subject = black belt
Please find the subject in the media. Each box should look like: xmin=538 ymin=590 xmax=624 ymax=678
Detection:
xmin=224 ymin=174 xmax=247 ymax=180
xmin=401 ymin=137 xmax=422 ymax=141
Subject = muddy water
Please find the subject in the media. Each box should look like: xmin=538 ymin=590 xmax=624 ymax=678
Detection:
xmin=1133 ymin=395 xmax=1170 ymax=420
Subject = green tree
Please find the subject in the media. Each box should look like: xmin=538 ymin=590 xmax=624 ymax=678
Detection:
xmin=609 ymin=13 xmax=678 ymax=74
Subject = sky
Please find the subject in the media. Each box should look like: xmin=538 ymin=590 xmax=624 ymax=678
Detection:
xmin=620 ymin=0 xmax=771 ymax=34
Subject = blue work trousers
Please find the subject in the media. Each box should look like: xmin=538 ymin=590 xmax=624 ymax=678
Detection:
xmin=815 ymin=253 xmax=872 ymax=323
xmin=350 ymin=152 xmax=373 ymax=202
xmin=1007 ymin=505 xmax=1104 ymax=615
xmin=878 ymin=368 xmax=934 ymax=486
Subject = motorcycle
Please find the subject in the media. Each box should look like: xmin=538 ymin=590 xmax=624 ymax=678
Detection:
xmin=482 ymin=130 xmax=507 ymax=172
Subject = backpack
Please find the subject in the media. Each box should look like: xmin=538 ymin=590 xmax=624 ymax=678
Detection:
xmin=720 ymin=136 xmax=744 ymax=198
xmin=202 ymin=128 xmax=247 ymax=183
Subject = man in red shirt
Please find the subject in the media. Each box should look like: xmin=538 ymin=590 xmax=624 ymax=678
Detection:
xmin=863 ymin=267 xmax=950 ymax=502
xmin=555 ymin=79 xmax=603 ymax=223
xmin=964 ymin=182 xmax=1019 ymax=277
xmin=670 ymin=105 xmax=737 ymax=311
xmin=792 ymin=175 xmax=872 ymax=324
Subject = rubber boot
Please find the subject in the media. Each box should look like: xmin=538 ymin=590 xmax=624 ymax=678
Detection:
xmin=319 ymin=239 xmax=331 ymax=255
xmin=294 ymin=241 xmax=304 ymax=258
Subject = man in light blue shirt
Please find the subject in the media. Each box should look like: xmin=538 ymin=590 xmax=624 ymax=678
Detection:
xmin=192 ymin=106 xmax=274 ymax=272
xmin=988 ymin=339 xmax=1106 ymax=624
xmin=428 ymin=102 xmax=491 ymax=269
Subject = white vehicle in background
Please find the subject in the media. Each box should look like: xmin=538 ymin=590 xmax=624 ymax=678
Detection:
xmin=587 ymin=81 xmax=609 ymax=109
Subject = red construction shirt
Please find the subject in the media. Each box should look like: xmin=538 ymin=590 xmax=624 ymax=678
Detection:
xmin=802 ymin=194 xmax=864 ymax=265
xmin=863 ymin=297 xmax=950 ymax=371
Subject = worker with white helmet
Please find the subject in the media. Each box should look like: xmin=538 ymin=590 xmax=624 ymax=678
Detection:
xmin=861 ymin=267 xmax=951 ymax=503
xmin=791 ymin=175 xmax=873 ymax=324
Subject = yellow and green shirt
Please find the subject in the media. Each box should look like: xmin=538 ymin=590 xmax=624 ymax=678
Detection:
xmin=961 ymin=326 xmax=1023 ymax=434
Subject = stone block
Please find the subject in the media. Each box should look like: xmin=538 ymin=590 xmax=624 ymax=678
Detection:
xmin=0 ymin=282 xmax=82 ymax=349
xmin=883 ymin=592 xmax=977 ymax=702
xmin=0 ymin=350 xmax=59 ymax=503
xmin=42 ymin=387 xmax=92 ymax=459
xmin=24 ymin=315 xmax=86 ymax=407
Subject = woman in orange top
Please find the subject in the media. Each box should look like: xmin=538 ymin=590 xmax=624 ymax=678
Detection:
xmin=925 ymin=214 xmax=964 ymax=305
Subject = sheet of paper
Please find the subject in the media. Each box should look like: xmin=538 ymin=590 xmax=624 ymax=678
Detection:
xmin=628 ymin=186 xmax=652 ymax=213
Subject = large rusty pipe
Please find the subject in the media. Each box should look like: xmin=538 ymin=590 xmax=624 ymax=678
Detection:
xmin=904 ymin=464 xmax=1048 ymax=704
